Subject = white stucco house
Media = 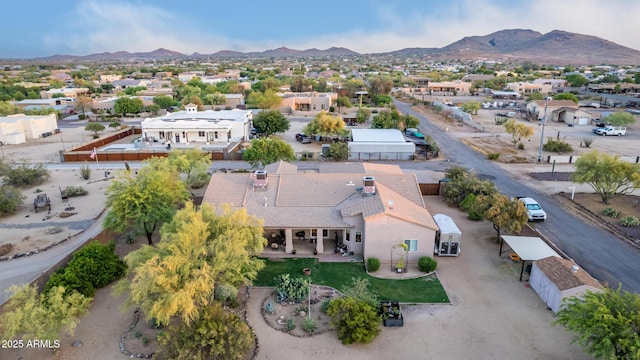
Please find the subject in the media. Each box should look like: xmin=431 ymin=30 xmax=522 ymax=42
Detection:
xmin=202 ymin=162 xmax=438 ymax=265
xmin=140 ymin=104 xmax=252 ymax=145
xmin=0 ymin=114 xmax=58 ymax=145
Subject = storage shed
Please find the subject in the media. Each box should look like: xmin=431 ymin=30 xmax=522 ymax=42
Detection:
xmin=529 ymin=256 xmax=603 ymax=313
xmin=348 ymin=129 xmax=415 ymax=161
xmin=433 ymin=213 xmax=461 ymax=256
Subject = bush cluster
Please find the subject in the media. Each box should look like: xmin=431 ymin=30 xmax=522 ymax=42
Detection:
xmin=0 ymin=185 xmax=25 ymax=216
xmin=418 ymin=256 xmax=438 ymax=273
xmin=487 ymin=153 xmax=500 ymax=160
xmin=602 ymin=207 xmax=621 ymax=218
xmin=63 ymin=185 xmax=88 ymax=197
xmin=44 ymin=241 xmax=127 ymax=297
xmin=275 ymin=273 xmax=310 ymax=303
xmin=543 ymin=139 xmax=573 ymax=153
xmin=367 ymin=257 xmax=380 ymax=272
xmin=2 ymin=163 xmax=50 ymax=186
xmin=621 ymin=216 xmax=639 ymax=227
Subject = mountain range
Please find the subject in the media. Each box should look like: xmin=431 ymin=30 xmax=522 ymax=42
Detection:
xmin=25 ymin=29 xmax=640 ymax=65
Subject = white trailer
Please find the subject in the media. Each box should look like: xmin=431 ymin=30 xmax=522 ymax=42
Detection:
xmin=433 ymin=214 xmax=461 ymax=256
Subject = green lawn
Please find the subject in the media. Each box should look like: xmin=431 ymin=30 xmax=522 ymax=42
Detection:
xmin=253 ymin=258 xmax=449 ymax=303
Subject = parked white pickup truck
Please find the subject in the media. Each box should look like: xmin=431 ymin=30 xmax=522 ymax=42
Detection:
xmin=595 ymin=126 xmax=626 ymax=136
xmin=517 ymin=197 xmax=547 ymax=222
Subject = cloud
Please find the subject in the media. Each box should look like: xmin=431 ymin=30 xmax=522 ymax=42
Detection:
xmin=40 ymin=0 xmax=640 ymax=56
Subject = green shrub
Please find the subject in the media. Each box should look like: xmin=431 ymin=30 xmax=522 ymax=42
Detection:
xmin=543 ymin=138 xmax=573 ymax=153
xmin=214 ymin=283 xmax=238 ymax=302
xmin=3 ymin=163 xmax=50 ymax=186
xmin=63 ymin=185 xmax=88 ymax=197
xmin=418 ymin=256 xmax=438 ymax=273
xmin=487 ymin=153 xmax=500 ymax=160
xmin=275 ymin=274 xmax=310 ymax=303
xmin=44 ymin=241 xmax=127 ymax=297
xmin=286 ymin=318 xmax=296 ymax=332
xmin=367 ymin=257 xmax=380 ymax=272
xmin=468 ymin=211 xmax=482 ymax=221
xmin=0 ymin=185 xmax=25 ymax=216
xmin=602 ymin=207 xmax=621 ymax=218
xmin=320 ymin=299 xmax=331 ymax=314
xmin=80 ymin=164 xmax=91 ymax=180
xmin=494 ymin=117 xmax=507 ymax=125
xmin=621 ymin=216 xmax=640 ymax=227
xmin=302 ymin=317 xmax=317 ymax=332
xmin=327 ymin=297 xmax=381 ymax=344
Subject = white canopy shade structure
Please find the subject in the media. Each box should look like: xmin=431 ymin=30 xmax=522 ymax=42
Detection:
xmin=499 ymin=235 xmax=561 ymax=281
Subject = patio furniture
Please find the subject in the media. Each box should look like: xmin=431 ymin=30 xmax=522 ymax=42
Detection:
xmin=34 ymin=193 xmax=51 ymax=213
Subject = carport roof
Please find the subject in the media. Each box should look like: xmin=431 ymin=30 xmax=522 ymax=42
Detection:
xmin=500 ymin=235 xmax=560 ymax=261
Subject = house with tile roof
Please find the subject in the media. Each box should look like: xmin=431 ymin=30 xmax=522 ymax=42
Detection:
xmin=526 ymin=100 xmax=579 ymax=122
xmin=202 ymin=161 xmax=438 ymax=263
xmin=529 ymin=256 xmax=603 ymax=313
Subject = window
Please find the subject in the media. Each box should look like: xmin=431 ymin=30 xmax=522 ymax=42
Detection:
xmin=159 ymin=131 xmax=165 ymax=139
xmin=198 ymin=131 xmax=205 ymax=137
xmin=311 ymin=229 xmax=317 ymax=237
xmin=404 ymin=240 xmax=418 ymax=252
xmin=214 ymin=131 xmax=219 ymax=139
xmin=322 ymin=229 xmax=328 ymax=237
xmin=355 ymin=231 xmax=362 ymax=243
xmin=346 ymin=231 xmax=350 ymax=242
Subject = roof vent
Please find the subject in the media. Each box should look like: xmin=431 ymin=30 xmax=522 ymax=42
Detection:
xmin=571 ymin=264 xmax=579 ymax=273
xmin=362 ymin=176 xmax=376 ymax=197
xmin=253 ymin=170 xmax=268 ymax=190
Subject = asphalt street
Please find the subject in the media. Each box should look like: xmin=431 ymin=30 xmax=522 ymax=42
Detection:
xmin=394 ymin=99 xmax=640 ymax=292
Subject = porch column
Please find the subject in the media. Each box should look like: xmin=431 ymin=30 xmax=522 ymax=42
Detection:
xmin=285 ymin=228 xmax=293 ymax=253
xmin=316 ymin=228 xmax=324 ymax=254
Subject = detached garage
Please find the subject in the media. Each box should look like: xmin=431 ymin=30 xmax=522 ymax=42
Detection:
xmin=348 ymin=129 xmax=415 ymax=161
xmin=529 ymin=256 xmax=603 ymax=313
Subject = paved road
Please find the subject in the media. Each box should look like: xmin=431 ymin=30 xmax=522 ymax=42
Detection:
xmin=394 ymin=99 xmax=640 ymax=292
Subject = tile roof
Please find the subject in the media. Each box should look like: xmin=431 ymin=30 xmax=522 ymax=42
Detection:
xmin=265 ymin=161 xmax=298 ymax=174
xmin=203 ymin=166 xmax=431 ymax=229
xmin=535 ymin=256 xmax=603 ymax=291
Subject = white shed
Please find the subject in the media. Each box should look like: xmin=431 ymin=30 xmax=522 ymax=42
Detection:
xmin=433 ymin=213 xmax=461 ymax=256
xmin=348 ymin=129 xmax=415 ymax=161
xmin=529 ymin=256 xmax=603 ymax=313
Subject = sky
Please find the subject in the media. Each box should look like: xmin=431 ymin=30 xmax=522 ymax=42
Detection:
xmin=2 ymin=0 xmax=640 ymax=58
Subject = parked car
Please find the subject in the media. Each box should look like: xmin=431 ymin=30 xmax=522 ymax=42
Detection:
xmin=517 ymin=197 xmax=547 ymax=222
xmin=405 ymin=128 xmax=425 ymax=139
xmin=595 ymin=126 xmax=626 ymax=136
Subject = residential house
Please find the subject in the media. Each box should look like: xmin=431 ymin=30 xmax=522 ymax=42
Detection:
xmin=0 ymin=114 xmax=58 ymax=144
xmin=526 ymin=100 xmax=578 ymax=122
xmin=178 ymin=71 xmax=205 ymax=83
xmin=141 ymin=104 xmax=252 ymax=144
xmin=279 ymin=92 xmax=336 ymax=112
xmin=111 ymin=79 xmax=149 ymax=91
xmin=202 ymin=162 xmax=439 ymax=263
xmin=507 ymin=82 xmax=553 ymax=95
xmin=40 ymin=87 xmax=89 ymax=99
xmin=100 ymin=74 xmax=122 ymax=83
xmin=426 ymin=81 xmax=471 ymax=96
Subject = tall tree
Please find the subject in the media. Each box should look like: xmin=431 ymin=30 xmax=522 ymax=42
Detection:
xmin=564 ymin=74 xmax=589 ymax=87
xmin=120 ymin=202 xmax=265 ymax=325
xmin=555 ymin=287 xmax=640 ymax=359
xmin=75 ymin=95 xmax=92 ymax=117
xmin=114 ymin=96 xmax=143 ymax=116
xmin=356 ymin=107 xmax=371 ymax=124
xmin=460 ymin=101 xmax=481 ymax=115
xmin=303 ymin=111 xmax=348 ymax=137
xmin=571 ymin=150 xmax=640 ymax=204
xmin=153 ymin=95 xmax=177 ymax=110
xmin=252 ymin=109 xmax=290 ymax=135
xmin=247 ymin=89 xmax=282 ymax=109
xmin=480 ymin=193 xmax=529 ymax=241
xmin=167 ymin=148 xmax=212 ymax=188
xmin=503 ymin=119 xmax=534 ymax=146
xmin=104 ymin=158 xmax=190 ymax=245
xmin=604 ymin=111 xmax=636 ymax=127
xmin=328 ymin=142 xmax=350 ymax=161
xmin=243 ymin=137 xmax=295 ymax=167
xmin=290 ymin=77 xmax=311 ymax=92
xmin=335 ymin=96 xmax=351 ymax=113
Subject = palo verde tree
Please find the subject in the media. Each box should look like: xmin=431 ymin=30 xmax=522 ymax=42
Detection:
xmin=118 ymin=202 xmax=265 ymax=326
xmin=555 ymin=287 xmax=640 ymax=359
xmin=604 ymin=111 xmax=637 ymax=127
xmin=167 ymin=148 xmax=212 ymax=188
xmin=303 ymin=111 xmax=349 ymax=138
xmin=503 ymin=119 xmax=534 ymax=147
xmin=571 ymin=150 xmax=640 ymax=204
xmin=252 ymin=109 xmax=290 ymax=135
xmin=1 ymin=285 xmax=91 ymax=342
xmin=85 ymin=122 xmax=105 ymax=137
xmin=103 ymin=158 xmax=190 ymax=245
xmin=243 ymin=137 xmax=295 ymax=167
xmin=246 ymin=89 xmax=282 ymax=109
xmin=479 ymin=193 xmax=529 ymax=242
xmin=460 ymin=101 xmax=481 ymax=115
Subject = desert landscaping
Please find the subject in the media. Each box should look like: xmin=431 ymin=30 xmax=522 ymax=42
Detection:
xmin=0 ymin=102 xmax=638 ymax=359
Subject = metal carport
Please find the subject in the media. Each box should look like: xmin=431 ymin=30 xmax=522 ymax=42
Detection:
xmin=499 ymin=235 xmax=560 ymax=281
